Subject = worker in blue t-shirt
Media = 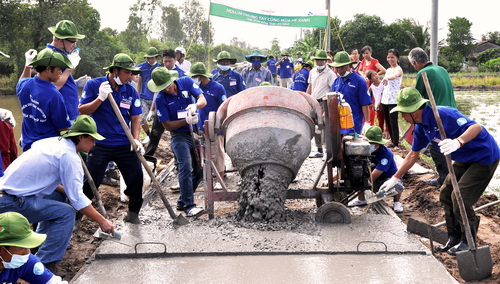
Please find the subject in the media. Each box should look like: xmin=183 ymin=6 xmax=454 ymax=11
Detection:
xmin=275 ymin=54 xmax=294 ymax=88
xmin=136 ymin=47 xmax=161 ymax=144
xmin=266 ymin=55 xmax=277 ymax=86
xmin=330 ymin=51 xmax=372 ymax=135
xmin=382 ymin=87 xmax=500 ymax=256
xmin=347 ymin=126 xmax=404 ymax=213
xmin=149 ymin=67 xmax=207 ymax=217
xmin=79 ymin=53 xmax=145 ymax=224
xmin=187 ymin=62 xmax=227 ymax=188
xmin=17 ymin=48 xmax=72 ymax=151
xmin=0 ymin=212 xmax=67 ymax=283
xmin=292 ymin=61 xmax=312 ymax=92
xmin=212 ymin=51 xmax=246 ymax=98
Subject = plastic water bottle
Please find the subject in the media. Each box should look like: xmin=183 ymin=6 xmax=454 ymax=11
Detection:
xmin=339 ymin=99 xmax=354 ymax=129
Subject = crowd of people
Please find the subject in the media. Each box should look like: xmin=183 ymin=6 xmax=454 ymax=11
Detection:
xmin=0 ymin=18 xmax=498 ymax=282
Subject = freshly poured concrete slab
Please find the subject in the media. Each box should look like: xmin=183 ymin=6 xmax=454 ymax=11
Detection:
xmin=72 ymin=207 xmax=458 ymax=283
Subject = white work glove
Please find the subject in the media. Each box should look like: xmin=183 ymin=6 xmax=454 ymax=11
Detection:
xmin=0 ymin=108 xmax=16 ymax=128
xmin=98 ymin=81 xmax=112 ymax=102
xmin=132 ymin=139 xmax=145 ymax=155
xmin=67 ymin=52 xmax=81 ymax=69
xmin=185 ymin=104 xmax=197 ymax=115
xmin=75 ymin=75 xmax=91 ymax=88
xmin=379 ymin=176 xmax=401 ymax=193
xmin=438 ymin=138 xmax=461 ymax=155
xmin=362 ymin=122 xmax=371 ymax=134
xmin=146 ymin=110 xmax=155 ymax=122
xmin=25 ymin=49 xmax=37 ymax=66
xmin=185 ymin=112 xmax=198 ymax=125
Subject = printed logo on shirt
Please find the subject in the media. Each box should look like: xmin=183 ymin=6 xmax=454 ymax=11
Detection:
xmin=157 ymin=110 xmax=163 ymax=118
xmin=134 ymin=99 xmax=141 ymax=107
xmin=381 ymin=158 xmax=388 ymax=166
xmin=33 ymin=262 xmax=45 ymax=275
xmin=456 ymin=117 xmax=467 ymax=126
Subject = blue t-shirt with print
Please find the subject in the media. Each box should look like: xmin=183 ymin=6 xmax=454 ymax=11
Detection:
xmin=0 ymin=254 xmax=54 ymax=284
xmin=198 ymin=80 xmax=226 ymax=131
xmin=46 ymin=44 xmax=80 ymax=120
xmin=372 ymin=145 xmax=397 ymax=180
xmin=212 ymin=69 xmax=246 ymax=98
xmin=155 ymin=76 xmax=204 ymax=133
xmin=278 ymin=60 xmax=294 ymax=79
xmin=137 ymin=61 xmax=161 ymax=100
xmin=266 ymin=59 xmax=277 ymax=74
xmin=413 ymin=106 xmax=500 ymax=165
xmin=331 ymin=72 xmax=372 ymax=134
xmin=80 ymin=76 xmax=142 ymax=145
xmin=17 ymin=76 xmax=71 ymax=151
xmin=292 ymin=68 xmax=310 ymax=92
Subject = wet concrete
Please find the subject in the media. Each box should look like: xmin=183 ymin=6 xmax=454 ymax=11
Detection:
xmin=72 ymin=205 xmax=458 ymax=283
xmin=238 ymin=164 xmax=293 ymax=221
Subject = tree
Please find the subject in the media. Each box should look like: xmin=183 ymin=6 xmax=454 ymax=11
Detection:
xmin=119 ymin=4 xmax=149 ymax=54
xmin=160 ymin=4 xmax=184 ymax=44
xmin=179 ymin=0 xmax=213 ymax=46
xmin=476 ymin=48 xmax=500 ymax=65
xmin=481 ymin=31 xmax=500 ymax=44
xmin=268 ymin=38 xmax=281 ymax=58
xmin=447 ymin=17 xmax=474 ymax=60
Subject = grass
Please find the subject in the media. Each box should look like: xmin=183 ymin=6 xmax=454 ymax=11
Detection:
xmin=401 ymin=72 xmax=500 ymax=88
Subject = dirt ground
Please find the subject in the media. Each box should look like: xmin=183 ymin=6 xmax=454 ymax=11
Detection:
xmin=60 ymin=133 xmax=500 ymax=283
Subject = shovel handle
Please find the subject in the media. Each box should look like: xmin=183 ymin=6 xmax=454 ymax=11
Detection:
xmin=107 ymin=93 xmax=179 ymax=221
xmin=78 ymin=152 xmax=108 ymax=219
xmin=422 ymin=72 xmax=476 ymax=251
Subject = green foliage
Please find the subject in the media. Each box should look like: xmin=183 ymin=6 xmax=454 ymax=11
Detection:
xmin=179 ymin=0 xmax=213 ymax=46
xmin=159 ymin=5 xmax=184 ymax=45
xmin=439 ymin=46 xmax=463 ymax=72
xmin=476 ymin=48 xmax=500 ymax=65
xmin=268 ymin=38 xmax=281 ymax=58
xmin=481 ymin=31 xmax=500 ymax=44
xmin=292 ymin=34 xmax=317 ymax=62
xmin=447 ymin=17 xmax=474 ymax=59
xmin=483 ymin=58 xmax=500 ymax=72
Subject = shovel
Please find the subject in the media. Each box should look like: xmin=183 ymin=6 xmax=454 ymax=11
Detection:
xmin=422 ymin=72 xmax=492 ymax=281
xmin=107 ymin=93 xmax=189 ymax=226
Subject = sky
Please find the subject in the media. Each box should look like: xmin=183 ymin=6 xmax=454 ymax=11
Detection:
xmin=87 ymin=0 xmax=495 ymax=50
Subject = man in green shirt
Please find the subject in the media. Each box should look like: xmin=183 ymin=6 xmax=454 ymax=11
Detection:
xmin=409 ymin=47 xmax=457 ymax=186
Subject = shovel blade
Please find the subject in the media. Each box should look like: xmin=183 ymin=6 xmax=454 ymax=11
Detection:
xmin=173 ymin=214 xmax=190 ymax=226
xmin=457 ymin=246 xmax=492 ymax=282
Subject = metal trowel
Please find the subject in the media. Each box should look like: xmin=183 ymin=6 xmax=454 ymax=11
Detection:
xmin=94 ymin=229 xmax=131 ymax=247
xmin=366 ymin=188 xmax=399 ymax=204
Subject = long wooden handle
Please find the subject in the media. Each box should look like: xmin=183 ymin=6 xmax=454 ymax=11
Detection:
xmin=78 ymin=152 xmax=108 ymax=219
xmin=422 ymin=72 xmax=476 ymax=250
xmin=107 ymin=93 xmax=178 ymax=220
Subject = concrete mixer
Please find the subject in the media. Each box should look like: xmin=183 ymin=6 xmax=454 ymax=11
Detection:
xmin=202 ymin=87 xmax=373 ymax=222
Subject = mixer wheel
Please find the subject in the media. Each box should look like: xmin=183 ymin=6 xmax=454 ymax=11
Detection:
xmin=315 ymin=202 xmax=351 ymax=224
xmin=316 ymin=192 xmax=348 ymax=208
xmin=208 ymin=112 xmax=217 ymax=142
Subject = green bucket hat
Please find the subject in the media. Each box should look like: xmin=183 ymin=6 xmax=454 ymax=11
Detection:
xmin=104 ymin=53 xmax=141 ymax=75
xmin=330 ymin=51 xmax=355 ymax=67
xmin=144 ymin=47 xmax=159 ymax=58
xmin=0 ymin=212 xmax=47 ymax=249
xmin=391 ymin=87 xmax=429 ymax=113
xmin=147 ymin=67 xmax=179 ymax=92
xmin=186 ymin=62 xmax=213 ymax=78
xmin=48 ymin=20 xmax=85 ymax=39
xmin=365 ymin=126 xmax=390 ymax=145
xmin=61 ymin=115 xmax=105 ymax=140
xmin=213 ymin=51 xmax=236 ymax=64
xmin=311 ymin=50 xmax=329 ymax=60
xmin=29 ymin=48 xmax=73 ymax=69
xmin=245 ymin=50 xmax=267 ymax=63
xmin=303 ymin=60 xmax=314 ymax=68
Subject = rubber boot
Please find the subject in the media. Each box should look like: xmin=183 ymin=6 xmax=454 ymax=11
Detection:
xmin=447 ymin=216 xmax=480 ymax=256
xmin=123 ymin=211 xmax=141 ymax=224
xmin=435 ymin=216 xmax=461 ymax=252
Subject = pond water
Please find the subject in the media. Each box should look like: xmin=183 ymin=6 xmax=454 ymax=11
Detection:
xmin=2 ymin=91 xmax=500 ymax=195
